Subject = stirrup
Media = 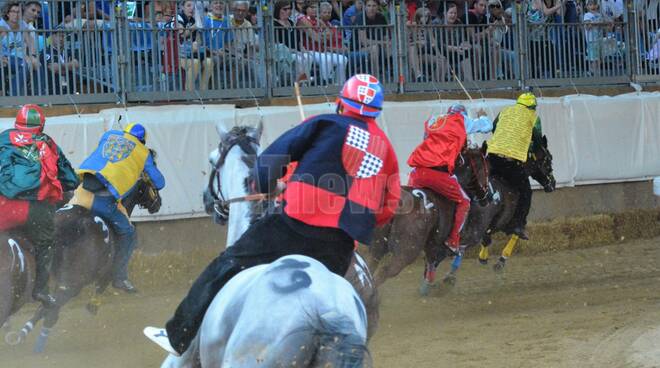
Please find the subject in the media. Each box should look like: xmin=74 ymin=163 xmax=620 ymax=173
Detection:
xmin=144 ymin=327 xmax=180 ymax=357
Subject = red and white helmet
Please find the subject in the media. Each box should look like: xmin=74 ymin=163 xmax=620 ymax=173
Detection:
xmin=15 ymin=104 xmax=46 ymax=134
xmin=337 ymin=74 xmax=384 ymax=118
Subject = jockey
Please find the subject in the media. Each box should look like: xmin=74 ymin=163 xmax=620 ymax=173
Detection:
xmin=75 ymin=123 xmax=165 ymax=293
xmin=145 ymin=74 xmax=401 ymax=357
xmin=0 ymin=104 xmax=79 ymax=307
xmin=407 ymin=104 xmax=493 ymax=255
xmin=486 ymin=92 xmax=543 ymax=240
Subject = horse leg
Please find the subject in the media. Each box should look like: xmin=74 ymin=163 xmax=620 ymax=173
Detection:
xmin=86 ymin=277 xmax=111 ymax=315
xmin=443 ymin=252 xmax=463 ymax=286
xmin=33 ymin=305 xmax=61 ymax=353
xmin=478 ymin=232 xmax=493 ymax=265
xmin=5 ymin=306 xmax=45 ymax=346
xmin=494 ymin=234 xmax=519 ymax=272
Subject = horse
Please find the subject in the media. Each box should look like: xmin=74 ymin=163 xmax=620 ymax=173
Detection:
xmin=461 ymin=135 xmax=556 ymax=272
xmin=0 ymin=232 xmax=36 ymax=330
xmin=158 ymin=254 xmax=371 ymax=368
xmin=203 ymin=123 xmax=380 ymax=340
xmin=6 ymin=170 xmax=163 ymax=352
xmin=367 ymin=144 xmax=491 ymax=294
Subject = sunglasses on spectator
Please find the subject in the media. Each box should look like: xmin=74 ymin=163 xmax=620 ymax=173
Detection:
xmin=282 ymin=6 xmax=292 ymax=10
xmin=489 ymin=4 xmax=501 ymax=8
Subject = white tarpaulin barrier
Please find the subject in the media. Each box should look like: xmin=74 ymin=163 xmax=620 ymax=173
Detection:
xmin=1 ymin=92 xmax=660 ymax=220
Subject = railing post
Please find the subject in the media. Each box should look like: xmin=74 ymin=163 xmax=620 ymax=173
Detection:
xmin=114 ymin=3 xmax=129 ymax=105
xmin=514 ymin=3 xmax=527 ymax=90
xmin=626 ymin=0 xmax=639 ymax=83
xmin=261 ymin=3 xmax=273 ymax=99
xmin=396 ymin=3 xmax=408 ymax=94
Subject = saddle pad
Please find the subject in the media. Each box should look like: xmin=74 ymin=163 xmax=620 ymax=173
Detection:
xmin=0 ymin=195 xmax=29 ymax=231
xmin=68 ymin=186 xmax=94 ymax=210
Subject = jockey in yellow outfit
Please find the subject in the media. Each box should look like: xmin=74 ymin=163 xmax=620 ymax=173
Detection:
xmin=486 ymin=92 xmax=544 ymax=240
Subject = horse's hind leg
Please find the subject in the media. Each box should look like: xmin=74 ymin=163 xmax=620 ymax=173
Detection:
xmin=87 ymin=277 xmax=111 ymax=315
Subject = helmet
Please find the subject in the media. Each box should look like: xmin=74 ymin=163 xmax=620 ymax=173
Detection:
xmin=447 ymin=103 xmax=467 ymax=115
xmin=15 ymin=104 xmax=46 ymax=134
xmin=124 ymin=123 xmax=147 ymax=143
xmin=338 ymin=74 xmax=384 ymax=118
xmin=517 ymin=92 xmax=537 ymax=109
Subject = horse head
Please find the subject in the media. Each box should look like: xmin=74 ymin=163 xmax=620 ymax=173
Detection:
xmin=526 ymin=135 xmax=556 ymax=193
xmin=454 ymin=142 xmax=490 ymax=204
xmin=204 ymin=122 xmax=263 ymax=247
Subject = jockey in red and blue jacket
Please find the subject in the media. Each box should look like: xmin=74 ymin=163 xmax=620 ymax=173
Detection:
xmin=0 ymin=104 xmax=79 ymax=307
xmin=145 ymin=74 xmax=401 ymax=357
xmin=407 ymin=104 xmax=492 ymax=254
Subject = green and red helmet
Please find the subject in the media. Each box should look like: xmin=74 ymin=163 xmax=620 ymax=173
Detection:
xmin=15 ymin=104 xmax=46 ymax=134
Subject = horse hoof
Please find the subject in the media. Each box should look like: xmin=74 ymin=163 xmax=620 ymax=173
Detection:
xmin=493 ymin=260 xmax=506 ymax=272
xmin=478 ymin=258 xmax=488 ymax=265
xmin=443 ymin=274 xmax=457 ymax=286
xmin=86 ymin=303 xmax=99 ymax=316
xmin=5 ymin=331 xmax=23 ymax=346
xmin=419 ymin=280 xmax=432 ymax=296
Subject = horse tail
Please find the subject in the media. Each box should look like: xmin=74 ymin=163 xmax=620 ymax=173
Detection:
xmin=313 ymin=311 xmax=372 ymax=368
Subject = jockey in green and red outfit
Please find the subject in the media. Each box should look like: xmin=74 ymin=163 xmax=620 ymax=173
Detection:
xmin=407 ymin=104 xmax=493 ymax=255
xmin=145 ymin=74 xmax=401 ymax=357
xmin=0 ymin=104 xmax=79 ymax=307
xmin=75 ymin=123 xmax=165 ymax=293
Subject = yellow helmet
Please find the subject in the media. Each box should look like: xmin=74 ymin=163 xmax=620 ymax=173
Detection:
xmin=517 ymin=92 xmax=537 ymax=109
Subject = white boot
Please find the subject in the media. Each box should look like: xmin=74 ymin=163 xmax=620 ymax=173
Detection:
xmin=144 ymin=326 xmax=180 ymax=357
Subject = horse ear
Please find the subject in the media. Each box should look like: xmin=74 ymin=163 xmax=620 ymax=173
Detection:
xmin=542 ymin=135 xmax=548 ymax=147
xmin=481 ymin=141 xmax=488 ymax=154
xmin=251 ymin=119 xmax=263 ymax=141
xmin=216 ymin=122 xmax=230 ymax=139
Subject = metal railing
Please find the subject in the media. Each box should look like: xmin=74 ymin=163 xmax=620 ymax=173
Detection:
xmin=0 ymin=1 xmax=656 ymax=106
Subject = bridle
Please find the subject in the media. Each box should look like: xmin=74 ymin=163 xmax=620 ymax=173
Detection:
xmin=460 ymin=148 xmax=490 ymax=202
xmin=206 ymin=132 xmax=268 ymax=220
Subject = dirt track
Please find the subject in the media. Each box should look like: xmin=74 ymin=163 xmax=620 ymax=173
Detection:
xmin=1 ymin=237 xmax=659 ymax=368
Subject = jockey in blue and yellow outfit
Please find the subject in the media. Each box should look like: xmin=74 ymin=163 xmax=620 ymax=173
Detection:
xmin=75 ymin=123 xmax=165 ymax=293
xmin=145 ymin=74 xmax=401 ymax=357
xmin=0 ymin=105 xmax=80 ymax=307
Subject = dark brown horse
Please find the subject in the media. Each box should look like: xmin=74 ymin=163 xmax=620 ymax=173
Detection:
xmin=0 ymin=232 xmax=36 ymax=331
xmin=462 ymin=135 xmax=556 ymax=271
xmin=6 ymin=173 xmax=162 ymax=352
xmin=367 ymin=144 xmax=491 ymax=291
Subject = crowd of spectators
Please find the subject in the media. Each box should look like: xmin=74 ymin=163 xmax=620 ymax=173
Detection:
xmin=0 ymin=0 xmax=656 ymax=97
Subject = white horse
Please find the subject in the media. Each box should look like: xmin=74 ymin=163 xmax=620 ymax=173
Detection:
xmin=203 ymin=123 xmax=380 ymax=339
xmin=161 ymin=255 xmax=370 ymax=368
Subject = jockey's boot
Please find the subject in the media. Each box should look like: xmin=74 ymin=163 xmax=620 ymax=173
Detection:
xmin=143 ymin=326 xmax=181 ymax=357
xmin=113 ymin=279 xmax=138 ymax=293
xmin=32 ymin=291 xmax=57 ymax=309
xmin=444 ymin=239 xmax=460 ymax=256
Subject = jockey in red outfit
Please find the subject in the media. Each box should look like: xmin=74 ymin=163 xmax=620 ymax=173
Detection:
xmin=145 ymin=74 xmax=401 ymax=357
xmin=407 ymin=104 xmax=493 ymax=254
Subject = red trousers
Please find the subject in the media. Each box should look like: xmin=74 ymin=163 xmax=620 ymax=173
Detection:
xmin=408 ymin=167 xmax=470 ymax=245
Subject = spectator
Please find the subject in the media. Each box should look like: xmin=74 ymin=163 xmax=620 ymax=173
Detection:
xmin=227 ymin=0 xmax=259 ymax=86
xmin=272 ymin=0 xmax=312 ymax=83
xmin=408 ymin=7 xmax=445 ymax=82
xmin=342 ymin=0 xmax=363 ymax=47
xmin=0 ymin=1 xmax=39 ymax=95
xmin=464 ymin=0 xmax=489 ymax=79
xmin=438 ymin=2 xmax=474 ymax=81
xmin=523 ymin=0 xmax=562 ymax=78
xmin=331 ymin=0 xmax=354 ymax=21
xmin=42 ymin=26 xmax=79 ymax=93
xmin=297 ymin=1 xmax=348 ymax=84
xmin=355 ymin=0 xmax=391 ymax=78
xmin=404 ymin=0 xmax=421 ymax=23
xmin=203 ymin=0 xmax=230 ymax=86
xmin=292 ymin=0 xmax=307 ymax=22
xmin=583 ymin=0 xmax=603 ymax=76
xmin=178 ymin=0 xmax=213 ymax=90
xmin=487 ymin=0 xmax=508 ymax=79
xmin=600 ymin=0 xmax=623 ymax=22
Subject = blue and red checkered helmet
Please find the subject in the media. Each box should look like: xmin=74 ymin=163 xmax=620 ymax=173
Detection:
xmin=338 ymin=74 xmax=384 ymax=118
xmin=124 ymin=123 xmax=147 ymax=143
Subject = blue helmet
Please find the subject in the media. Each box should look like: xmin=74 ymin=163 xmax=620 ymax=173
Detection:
xmin=124 ymin=123 xmax=147 ymax=143
xmin=447 ymin=104 xmax=467 ymax=115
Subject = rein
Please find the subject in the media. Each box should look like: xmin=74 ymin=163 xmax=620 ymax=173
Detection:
xmin=462 ymin=150 xmax=490 ymax=202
